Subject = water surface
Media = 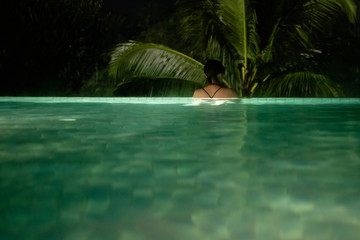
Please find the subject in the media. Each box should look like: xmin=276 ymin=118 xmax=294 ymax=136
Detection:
xmin=0 ymin=97 xmax=359 ymax=240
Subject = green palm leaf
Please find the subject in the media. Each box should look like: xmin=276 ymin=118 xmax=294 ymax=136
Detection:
xmin=261 ymin=19 xmax=281 ymax=63
xmin=311 ymin=0 xmax=357 ymax=25
xmin=258 ymin=72 xmax=343 ymax=97
xmin=109 ymin=41 xmax=205 ymax=86
xmin=277 ymin=0 xmax=358 ymax=49
xmin=246 ymin=11 xmax=261 ymax=63
xmin=217 ymin=0 xmax=258 ymax=94
xmin=178 ymin=0 xmax=223 ymax=61
xmin=217 ymin=0 xmax=248 ymax=61
xmin=335 ymin=0 xmax=358 ymax=23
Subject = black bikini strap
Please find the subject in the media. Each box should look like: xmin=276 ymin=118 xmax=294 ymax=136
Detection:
xmin=211 ymin=87 xmax=222 ymax=98
xmin=202 ymin=88 xmax=212 ymax=98
xmin=202 ymin=87 xmax=222 ymax=98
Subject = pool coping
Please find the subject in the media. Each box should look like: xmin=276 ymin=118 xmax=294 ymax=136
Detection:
xmin=0 ymin=97 xmax=359 ymax=105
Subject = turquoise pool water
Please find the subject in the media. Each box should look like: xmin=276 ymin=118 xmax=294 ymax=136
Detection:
xmin=0 ymin=97 xmax=359 ymax=240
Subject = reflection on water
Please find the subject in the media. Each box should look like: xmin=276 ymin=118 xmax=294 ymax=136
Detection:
xmin=0 ymin=98 xmax=359 ymax=240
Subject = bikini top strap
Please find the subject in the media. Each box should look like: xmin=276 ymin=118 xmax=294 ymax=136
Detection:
xmin=202 ymin=87 xmax=222 ymax=98
xmin=201 ymin=88 xmax=212 ymax=98
xmin=211 ymin=87 xmax=222 ymax=98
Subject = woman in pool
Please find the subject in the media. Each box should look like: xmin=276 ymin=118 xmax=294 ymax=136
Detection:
xmin=192 ymin=60 xmax=238 ymax=99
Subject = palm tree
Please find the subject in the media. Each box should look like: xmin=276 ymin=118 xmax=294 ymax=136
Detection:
xmin=109 ymin=0 xmax=357 ymax=97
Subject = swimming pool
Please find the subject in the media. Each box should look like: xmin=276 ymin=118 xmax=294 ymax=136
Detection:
xmin=0 ymin=97 xmax=359 ymax=240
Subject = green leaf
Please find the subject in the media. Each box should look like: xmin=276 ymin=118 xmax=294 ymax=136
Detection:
xmin=247 ymin=11 xmax=261 ymax=64
xmin=323 ymin=0 xmax=358 ymax=23
xmin=217 ymin=0 xmax=247 ymax=62
xmin=109 ymin=41 xmax=205 ymax=86
xmin=257 ymin=72 xmax=343 ymax=97
xmin=301 ymin=0 xmax=358 ymax=35
xmin=261 ymin=19 xmax=280 ymax=63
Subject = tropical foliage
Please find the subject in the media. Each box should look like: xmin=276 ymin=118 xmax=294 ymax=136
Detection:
xmin=109 ymin=0 xmax=358 ymax=97
xmin=109 ymin=42 xmax=204 ymax=85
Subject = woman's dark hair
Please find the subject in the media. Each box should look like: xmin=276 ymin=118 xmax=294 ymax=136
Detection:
xmin=204 ymin=60 xmax=225 ymax=84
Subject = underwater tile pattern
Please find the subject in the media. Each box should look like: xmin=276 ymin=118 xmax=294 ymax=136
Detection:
xmin=0 ymin=98 xmax=360 ymax=240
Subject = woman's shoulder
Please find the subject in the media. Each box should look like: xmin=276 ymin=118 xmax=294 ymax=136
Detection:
xmin=192 ymin=88 xmax=207 ymax=98
xmin=219 ymin=87 xmax=238 ymax=98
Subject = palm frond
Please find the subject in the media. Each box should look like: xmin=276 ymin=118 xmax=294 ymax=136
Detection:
xmin=109 ymin=41 xmax=205 ymax=86
xmin=294 ymin=24 xmax=313 ymax=49
xmin=295 ymin=0 xmax=357 ymax=39
xmin=217 ymin=0 xmax=248 ymax=61
xmin=271 ymin=0 xmax=358 ymax=54
xmin=178 ymin=0 xmax=222 ymax=60
xmin=261 ymin=19 xmax=281 ymax=63
xmin=205 ymin=36 xmax=223 ymax=60
xmin=321 ymin=0 xmax=357 ymax=23
xmin=257 ymin=72 xmax=343 ymax=97
xmin=247 ymin=11 xmax=261 ymax=64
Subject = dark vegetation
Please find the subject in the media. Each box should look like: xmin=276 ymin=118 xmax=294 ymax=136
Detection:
xmin=0 ymin=0 xmax=359 ymax=97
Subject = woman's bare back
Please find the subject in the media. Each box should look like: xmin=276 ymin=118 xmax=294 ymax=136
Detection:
xmin=192 ymin=85 xmax=238 ymax=99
